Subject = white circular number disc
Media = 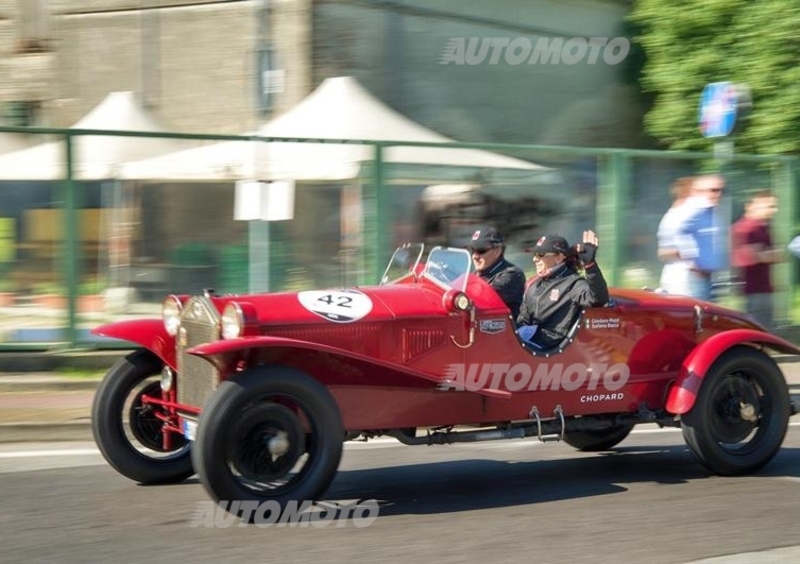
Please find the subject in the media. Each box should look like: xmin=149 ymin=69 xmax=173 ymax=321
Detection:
xmin=297 ymin=290 xmax=373 ymax=323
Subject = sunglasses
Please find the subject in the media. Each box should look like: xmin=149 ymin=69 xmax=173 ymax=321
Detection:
xmin=534 ymin=252 xmax=556 ymax=259
xmin=471 ymin=247 xmax=494 ymax=255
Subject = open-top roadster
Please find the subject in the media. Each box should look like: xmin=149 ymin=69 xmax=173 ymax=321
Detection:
xmin=92 ymin=244 xmax=799 ymax=519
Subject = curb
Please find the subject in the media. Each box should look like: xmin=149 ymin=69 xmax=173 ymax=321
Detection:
xmin=0 ymin=350 xmax=128 ymax=373
xmin=0 ymin=379 xmax=101 ymax=393
xmin=0 ymin=422 xmax=92 ymax=443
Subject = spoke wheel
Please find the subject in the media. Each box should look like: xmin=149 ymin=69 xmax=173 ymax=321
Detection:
xmin=92 ymin=350 xmax=193 ymax=484
xmin=193 ymin=366 xmax=344 ymax=517
xmin=706 ymin=374 xmax=761 ymax=444
xmin=230 ymin=403 xmax=307 ymax=488
xmin=681 ymin=346 xmax=790 ymax=475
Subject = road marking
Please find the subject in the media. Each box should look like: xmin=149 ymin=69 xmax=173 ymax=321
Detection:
xmin=0 ymin=448 xmax=100 ymax=459
xmin=683 ymin=545 xmax=800 ymax=563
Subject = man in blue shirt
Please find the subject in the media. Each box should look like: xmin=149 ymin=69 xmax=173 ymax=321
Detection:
xmin=679 ymin=174 xmax=728 ymax=301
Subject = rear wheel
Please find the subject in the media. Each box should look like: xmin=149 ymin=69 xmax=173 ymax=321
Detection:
xmin=91 ymin=349 xmax=193 ymax=484
xmin=192 ymin=366 xmax=344 ymax=520
xmin=563 ymin=423 xmax=634 ymax=452
xmin=681 ymin=347 xmax=790 ymax=475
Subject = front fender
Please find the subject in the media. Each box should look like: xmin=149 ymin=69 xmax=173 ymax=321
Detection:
xmin=665 ymin=329 xmax=800 ymax=414
xmin=92 ymin=319 xmax=177 ymax=369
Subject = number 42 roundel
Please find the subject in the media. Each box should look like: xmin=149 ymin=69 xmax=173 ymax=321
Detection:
xmin=297 ymin=289 xmax=374 ymax=323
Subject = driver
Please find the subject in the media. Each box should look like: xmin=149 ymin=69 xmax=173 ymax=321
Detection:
xmin=516 ymin=230 xmax=609 ymax=349
xmin=468 ymin=227 xmax=526 ymax=319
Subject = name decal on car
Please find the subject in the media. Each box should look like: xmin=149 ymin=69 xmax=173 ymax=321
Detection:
xmin=587 ymin=317 xmax=621 ymax=330
xmin=580 ymin=393 xmax=624 ymax=403
xmin=298 ymin=290 xmax=373 ymax=323
xmin=479 ymin=319 xmax=507 ymax=334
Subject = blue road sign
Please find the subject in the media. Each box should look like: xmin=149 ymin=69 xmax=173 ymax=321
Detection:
xmin=699 ymin=82 xmax=738 ymax=138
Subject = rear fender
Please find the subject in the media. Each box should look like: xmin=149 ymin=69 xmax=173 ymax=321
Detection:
xmin=665 ymin=329 xmax=800 ymax=414
xmin=92 ymin=320 xmax=177 ymax=369
xmin=187 ymin=336 xmax=511 ymax=399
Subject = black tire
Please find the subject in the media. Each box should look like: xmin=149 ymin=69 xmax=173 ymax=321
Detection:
xmin=192 ymin=366 xmax=344 ymax=517
xmin=91 ymin=349 xmax=193 ymax=484
xmin=563 ymin=423 xmax=634 ymax=452
xmin=681 ymin=346 xmax=790 ymax=476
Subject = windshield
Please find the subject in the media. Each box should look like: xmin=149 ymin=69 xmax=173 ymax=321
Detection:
xmin=422 ymin=247 xmax=472 ymax=292
xmin=380 ymin=243 xmax=424 ymax=285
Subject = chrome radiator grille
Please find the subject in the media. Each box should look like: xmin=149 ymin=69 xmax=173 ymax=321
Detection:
xmin=177 ymin=296 xmax=221 ymax=409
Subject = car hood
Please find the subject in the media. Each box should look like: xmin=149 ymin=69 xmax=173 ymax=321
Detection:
xmin=215 ymin=283 xmax=447 ymax=327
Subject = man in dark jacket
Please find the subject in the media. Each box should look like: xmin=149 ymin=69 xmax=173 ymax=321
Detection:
xmin=468 ymin=227 xmax=526 ymax=319
xmin=516 ymin=230 xmax=609 ymax=349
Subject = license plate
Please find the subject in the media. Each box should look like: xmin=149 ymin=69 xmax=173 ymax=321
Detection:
xmin=182 ymin=419 xmax=198 ymax=441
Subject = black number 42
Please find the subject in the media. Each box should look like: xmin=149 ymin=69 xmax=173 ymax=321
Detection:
xmin=318 ymin=294 xmax=353 ymax=308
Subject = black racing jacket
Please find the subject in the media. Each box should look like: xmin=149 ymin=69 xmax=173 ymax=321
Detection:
xmin=515 ymin=262 xmax=609 ymax=349
xmin=478 ymin=257 xmax=526 ymax=320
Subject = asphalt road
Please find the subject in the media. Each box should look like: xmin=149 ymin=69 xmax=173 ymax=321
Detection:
xmin=3 ymin=425 xmax=800 ymax=564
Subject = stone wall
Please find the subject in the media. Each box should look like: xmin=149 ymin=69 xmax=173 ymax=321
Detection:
xmin=0 ymin=0 xmax=312 ymax=132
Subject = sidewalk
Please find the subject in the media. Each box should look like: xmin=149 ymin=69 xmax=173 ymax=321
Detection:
xmin=1 ymin=353 xmax=800 ymax=444
xmin=0 ymin=350 xmax=124 ymax=443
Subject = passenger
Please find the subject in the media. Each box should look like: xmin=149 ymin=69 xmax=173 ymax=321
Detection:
xmin=516 ymin=230 xmax=609 ymax=349
xmin=468 ymin=227 xmax=526 ymax=319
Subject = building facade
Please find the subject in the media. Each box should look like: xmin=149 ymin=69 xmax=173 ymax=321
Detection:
xmin=0 ymin=0 xmax=312 ymax=131
xmin=0 ymin=0 xmax=642 ymax=146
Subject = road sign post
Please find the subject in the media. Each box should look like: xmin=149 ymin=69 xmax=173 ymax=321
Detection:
xmin=698 ymin=82 xmax=750 ymax=300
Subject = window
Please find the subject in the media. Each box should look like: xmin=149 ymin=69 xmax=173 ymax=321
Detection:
xmin=3 ymin=101 xmax=41 ymax=127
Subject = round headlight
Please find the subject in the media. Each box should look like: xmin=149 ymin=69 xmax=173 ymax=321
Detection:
xmin=162 ymin=295 xmax=182 ymax=336
xmin=160 ymin=367 xmax=174 ymax=393
xmin=442 ymin=290 xmax=472 ymax=312
xmin=221 ymin=302 xmax=244 ymax=340
xmin=454 ymin=293 xmax=471 ymax=311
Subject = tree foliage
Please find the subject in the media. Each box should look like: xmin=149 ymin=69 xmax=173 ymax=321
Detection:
xmin=630 ymin=0 xmax=800 ymax=154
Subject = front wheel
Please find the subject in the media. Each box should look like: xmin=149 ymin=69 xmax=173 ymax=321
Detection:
xmin=681 ymin=347 xmax=790 ymax=476
xmin=563 ymin=423 xmax=634 ymax=452
xmin=91 ymin=349 xmax=193 ymax=484
xmin=192 ymin=366 xmax=344 ymax=517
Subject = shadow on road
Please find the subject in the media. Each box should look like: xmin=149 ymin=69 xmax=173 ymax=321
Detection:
xmin=327 ymin=444 xmax=800 ymax=518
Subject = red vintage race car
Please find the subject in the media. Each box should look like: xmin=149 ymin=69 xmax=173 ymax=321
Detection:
xmin=92 ymin=244 xmax=799 ymax=519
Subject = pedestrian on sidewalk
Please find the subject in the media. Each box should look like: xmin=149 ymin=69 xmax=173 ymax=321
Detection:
xmin=731 ymin=191 xmax=781 ymax=330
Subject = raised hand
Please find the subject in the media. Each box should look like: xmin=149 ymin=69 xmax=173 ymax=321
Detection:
xmin=577 ymin=229 xmax=599 ymax=264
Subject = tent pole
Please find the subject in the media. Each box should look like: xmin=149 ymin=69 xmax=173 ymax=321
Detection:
xmin=63 ymin=132 xmax=80 ymax=347
xmin=364 ymin=143 xmax=388 ymax=284
xmin=597 ymin=151 xmax=627 ymax=287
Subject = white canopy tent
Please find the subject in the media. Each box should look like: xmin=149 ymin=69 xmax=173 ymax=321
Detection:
xmin=121 ymin=77 xmax=555 ymax=184
xmin=0 ymin=92 xmax=195 ymax=180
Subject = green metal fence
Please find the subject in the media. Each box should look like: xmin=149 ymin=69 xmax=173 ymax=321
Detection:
xmin=0 ymin=126 xmax=796 ymax=350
